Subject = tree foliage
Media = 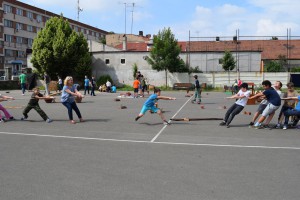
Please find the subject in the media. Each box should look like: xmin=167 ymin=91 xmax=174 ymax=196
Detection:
xmin=264 ymin=60 xmax=285 ymax=72
xmin=147 ymin=27 xmax=187 ymax=73
xmin=31 ymin=15 xmax=92 ymax=80
xmin=222 ymin=50 xmax=236 ymax=71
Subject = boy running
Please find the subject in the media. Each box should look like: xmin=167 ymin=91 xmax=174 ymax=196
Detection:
xmin=135 ymin=88 xmax=176 ymax=125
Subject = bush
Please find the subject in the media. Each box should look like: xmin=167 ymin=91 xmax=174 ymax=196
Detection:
xmin=97 ymin=75 xmax=113 ymax=86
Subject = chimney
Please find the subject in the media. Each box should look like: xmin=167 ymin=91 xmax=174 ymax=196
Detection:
xmin=122 ymin=34 xmax=127 ymax=51
xmin=139 ymin=31 xmax=143 ymax=36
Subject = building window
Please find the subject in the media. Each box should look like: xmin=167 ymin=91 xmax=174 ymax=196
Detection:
xmin=27 ymin=25 xmax=33 ymax=32
xmin=16 ymin=23 xmax=23 ymax=30
xmin=4 ymin=19 xmax=13 ymax=28
xmin=105 ymin=59 xmax=110 ymax=64
xmin=74 ymin=26 xmax=78 ymax=32
xmin=5 ymin=49 xmax=14 ymax=57
xmin=28 ymin=38 xmax=33 ymax=46
xmin=16 ymin=37 xmax=23 ymax=44
xmin=4 ymin=4 xmax=12 ymax=13
xmin=121 ymin=59 xmax=126 ymax=64
xmin=17 ymin=51 xmax=24 ymax=58
xmin=16 ymin=8 xmax=23 ymax=16
xmin=36 ymin=15 xmax=42 ymax=22
xmin=4 ymin=34 xmax=13 ymax=42
xmin=27 ymin=11 xmax=33 ymax=19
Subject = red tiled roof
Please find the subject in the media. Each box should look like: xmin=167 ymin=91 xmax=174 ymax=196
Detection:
xmin=114 ymin=40 xmax=300 ymax=60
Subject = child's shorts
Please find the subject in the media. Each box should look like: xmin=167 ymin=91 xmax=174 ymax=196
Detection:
xmin=262 ymin=103 xmax=280 ymax=117
xmin=257 ymin=103 xmax=267 ymax=114
xmin=140 ymin=105 xmax=159 ymax=115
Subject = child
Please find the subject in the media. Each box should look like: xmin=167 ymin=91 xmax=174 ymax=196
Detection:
xmin=275 ymin=82 xmax=298 ymax=128
xmin=249 ymin=81 xmax=282 ymax=128
xmin=281 ymin=95 xmax=300 ymax=130
xmin=0 ymin=94 xmax=15 ymax=122
xmin=191 ymin=75 xmax=202 ymax=104
xmin=135 ymin=88 xmax=176 ymax=125
xmin=21 ymin=87 xmax=52 ymax=123
xmin=61 ymin=76 xmax=84 ymax=124
xmin=248 ymin=80 xmax=281 ymax=129
xmin=259 ymin=81 xmax=282 ymax=128
xmin=219 ymin=83 xmax=250 ymax=128
xmin=133 ymin=77 xmax=140 ymax=98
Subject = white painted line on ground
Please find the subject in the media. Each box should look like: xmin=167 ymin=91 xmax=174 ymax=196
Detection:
xmin=150 ymin=95 xmax=194 ymax=143
xmin=1 ymin=131 xmax=300 ymax=150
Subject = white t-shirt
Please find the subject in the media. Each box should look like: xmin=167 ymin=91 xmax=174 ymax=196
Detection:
xmin=235 ymin=90 xmax=251 ymax=106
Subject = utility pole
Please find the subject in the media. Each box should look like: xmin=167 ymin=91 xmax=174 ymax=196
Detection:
xmin=77 ymin=0 xmax=83 ymax=21
xmin=130 ymin=3 xmax=135 ymax=34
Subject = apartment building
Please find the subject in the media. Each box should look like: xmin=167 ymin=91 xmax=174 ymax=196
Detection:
xmin=0 ymin=0 xmax=108 ymax=79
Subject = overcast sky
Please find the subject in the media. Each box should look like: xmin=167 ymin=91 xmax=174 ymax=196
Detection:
xmin=19 ymin=0 xmax=300 ymax=41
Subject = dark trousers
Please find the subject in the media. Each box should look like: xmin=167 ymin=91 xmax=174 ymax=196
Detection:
xmin=62 ymin=101 xmax=82 ymax=120
xmin=23 ymin=104 xmax=48 ymax=121
xmin=224 ymin=104 xmax=244 ymax=125
xmin=84 ymin=86 xmax=90 ymax=95
xmin=91 ymin=86 xmax=95 ymax=96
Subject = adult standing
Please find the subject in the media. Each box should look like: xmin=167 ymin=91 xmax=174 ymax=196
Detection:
xmin=84 ymin=75 xmax=90 ymax=95
xmin=90 ymin=76 xmax=96 ymax=96
xmin=44 ymin=72 xmax=50 ymax=96
xmin=57 ymin=76 xmax=63 ymax=92
xmin=19 ymin=71 xmax=27 ymax=95
xmin=106 ymin=80 xmax=112 ymax=92
xmin=61 ymin=76 xmax=84 ymax=124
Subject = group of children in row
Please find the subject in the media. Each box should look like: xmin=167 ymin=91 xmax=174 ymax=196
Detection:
xmin=133 ymin=71 xmax=149 ymax=98
xmin=219 ymin=80 xmax=300 ymax=129
xmin=0 ymin=76 xmax=84 ymax=124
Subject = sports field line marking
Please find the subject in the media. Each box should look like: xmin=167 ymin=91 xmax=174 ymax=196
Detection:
xmin=1 ymin=131 xmax=300 ymax=150
xmin=150 ymin=95 xmax=194 ymax=143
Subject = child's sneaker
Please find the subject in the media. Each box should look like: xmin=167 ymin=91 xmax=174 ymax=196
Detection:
xmin=46 ymin=118 xmax=52 ymax=123
xmin=21 ymin=117 xmax=28 ymax=120
xmin=282 ymin=125 xmax=288 ymax=130
xmin=135 ymin=116 xmax=140 ymax=121
xmin=163 ymin=120 xmax=170 ymax=125
xmin=0 ymin=119 xmax=5 ymax=123
xmin=219 ymin=121 xmax=226 ymax=126
xmin=275 ymin=123 xmax=281 ymax=129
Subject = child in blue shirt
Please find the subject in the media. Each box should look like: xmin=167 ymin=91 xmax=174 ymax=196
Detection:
xmin=135 ymin=88 xmax=176 ymax=125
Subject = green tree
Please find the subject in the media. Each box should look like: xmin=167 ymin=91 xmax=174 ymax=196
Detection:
xmin=132 ymin=63 xmax=138 ymax=79
xmin=264 ymin=60 xmax=285 ymax=72
xmin=147 ymin=27 xmax=187 ymax=87
xmin=31 ymin=15 xmax=92 ymax=81
xmin=222 ymin=50 xmax=236 ymax=84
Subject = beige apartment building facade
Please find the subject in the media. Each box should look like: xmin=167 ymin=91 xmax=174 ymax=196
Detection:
xmin=0 ymin=0 xmax=108 ymax=80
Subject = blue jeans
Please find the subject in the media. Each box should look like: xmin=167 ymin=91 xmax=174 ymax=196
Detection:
xmin=21 ymin=83 xmax=26 ymax=94
xmin=62 ymin=101 xmax=82 ymax=120
xmin=284 ymin=109 xmax=300 ymax=126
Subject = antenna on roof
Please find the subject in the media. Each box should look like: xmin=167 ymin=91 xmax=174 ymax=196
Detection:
xmin=130 ymin=3 xmax=135 ymax=34
xmin=77 ymin=0 xmax=83 ymax=21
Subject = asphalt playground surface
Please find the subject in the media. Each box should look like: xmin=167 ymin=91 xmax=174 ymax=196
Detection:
xmin=1 ymin=89 xmax=300 ymax=200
